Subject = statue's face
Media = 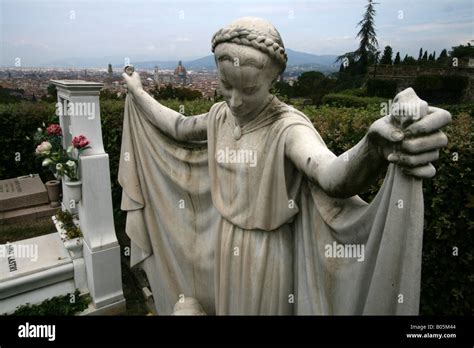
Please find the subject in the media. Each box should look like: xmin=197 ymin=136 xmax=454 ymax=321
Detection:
xmin=215 ymin=43 xmax=279 ymax=120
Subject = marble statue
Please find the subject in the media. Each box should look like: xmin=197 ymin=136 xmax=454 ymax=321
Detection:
xmin=172 ymin=297 xmax=207 ymax=316
xmin=119 ymin=17 xmax=451 ymax=315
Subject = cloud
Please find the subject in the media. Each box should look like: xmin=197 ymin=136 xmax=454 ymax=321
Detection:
xmin=400 ymin=18 xmax=473 ymax=33
xmin=175 ymin=37 xmax=192 ymax=43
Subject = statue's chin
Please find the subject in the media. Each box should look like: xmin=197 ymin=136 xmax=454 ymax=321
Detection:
xmin=230 ymin=110 xmax=246 ymax=118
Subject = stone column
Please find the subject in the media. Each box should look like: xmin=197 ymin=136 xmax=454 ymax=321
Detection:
xmin=51 ymin=80 xmax=125 ymax=312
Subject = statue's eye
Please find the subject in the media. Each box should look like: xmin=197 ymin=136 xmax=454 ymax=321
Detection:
xmin=243 ymin=86 xmax=258 ymax=94
xmin=221 ymin=80 xmax=232 ymax=89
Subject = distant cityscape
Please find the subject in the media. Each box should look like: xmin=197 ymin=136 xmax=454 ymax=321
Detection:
xmin=0 ymin=61 xmax=311 ymax=101
xmin=0 ymin=63 xmax=220 ymax=100
xmin=0 ymin=48 xmax=341 ymax=100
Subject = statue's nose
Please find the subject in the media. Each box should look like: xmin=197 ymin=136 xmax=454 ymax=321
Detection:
xmin=230 ymin=90 xmax=243 ymax=109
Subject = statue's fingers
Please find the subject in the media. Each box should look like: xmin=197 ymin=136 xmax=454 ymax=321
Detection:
xmin=401 ymin=131 xmax=448 ymax=154
xmin=404 ymin=108 xmax=451 ymax=137
xmin=402 ymin=163 xmax=436 ymax=179
xmin=369 ymin=117 xmax=404 ymax=143
xmin=393 ymin=150 xmax=439 ymax=167
xmin=122 ymin=72 xmax=130 ymax=81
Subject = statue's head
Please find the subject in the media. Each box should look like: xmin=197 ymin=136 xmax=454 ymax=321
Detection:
xmin=212 ymin=17 xmax=287 ymax=119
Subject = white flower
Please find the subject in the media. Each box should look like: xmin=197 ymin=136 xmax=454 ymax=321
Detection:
xmin=66 ymin=160 xmax=76 ymax=168
xmin=42 ymin=158 xmax=53 ymax=167
xmin=56 ymin=163 xmax=63 ymax=171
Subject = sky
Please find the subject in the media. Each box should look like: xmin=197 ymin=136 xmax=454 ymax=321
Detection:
xmin=0 ymin=0 xmax=472 ymax=67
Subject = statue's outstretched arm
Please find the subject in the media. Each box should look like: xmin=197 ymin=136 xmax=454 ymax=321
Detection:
xmin=285 ymin=125 xmax=386 ymax=198
xmin=285 ymin=88 xmax=450 ymax=198
xmin=122 ymin=70 xmax=208 ymax=142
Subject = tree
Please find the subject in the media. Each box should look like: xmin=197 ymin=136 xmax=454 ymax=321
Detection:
xmin=450 ymin=43 xmax=474 ymax=58
xmin=336 ymin=0 xmax=378 ymax=74
xmin=44 ymin=84 xmax=57 ymax=102
xmin=437 ymin=49 xmax=449 ymax=65
xmin=438 ymin=49 xmax=448 ymax=60
xmin=402 ymin=54 xmax=417 ymax=65
xmin=152 ymin=84 xmax=202 ymax=101
xmin=355 ymin=0 xmax=379 ymax=70
xmin=418 ymin=48 xmax=423 ymax=61
xmin=294 ymin=71 xmax=326 ymax=96
xmin=380 ymin=45 xmax=393 ymax=65
xmin=393 ymin=52 xmax=401 ymax=65
xmin=422 ymin=50 xmax=428 ymax=62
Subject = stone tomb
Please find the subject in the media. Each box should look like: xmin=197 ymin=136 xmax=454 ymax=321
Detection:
xmin=0 ymin=175 xmax=56 ymax=224
xmin=0 ymin=233 xmax=76 ymax=314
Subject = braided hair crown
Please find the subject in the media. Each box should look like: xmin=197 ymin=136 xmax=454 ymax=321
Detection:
xmin=211 ymin=17 xmax=287 ymax=74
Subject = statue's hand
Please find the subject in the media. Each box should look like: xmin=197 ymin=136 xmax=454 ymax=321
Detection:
xmin=393 ymin=105 xmax=450 ymax=178
xmin=122 ymin=70 xmax=143 ymax=95
xmin=367 ymin=88 xmax=451 ymax=179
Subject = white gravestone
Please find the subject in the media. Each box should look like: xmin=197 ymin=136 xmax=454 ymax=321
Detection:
xmin=51 ymin=80 xmax=125 ymax=311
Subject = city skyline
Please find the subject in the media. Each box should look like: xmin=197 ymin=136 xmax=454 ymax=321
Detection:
xmin=0 ymin=0 xmax=472 ymax=67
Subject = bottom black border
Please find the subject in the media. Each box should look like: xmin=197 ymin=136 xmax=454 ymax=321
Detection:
xmin=0 ymin=315 xmax=472 ymax=345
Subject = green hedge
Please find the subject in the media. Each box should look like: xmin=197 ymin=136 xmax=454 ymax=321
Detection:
xmin=321 ymin=93 xmax=386 ymax=108
xmin=0 ymin=98 xmax=471 ymax=315
xmin=366 ymin=78 xmax=398 ymax=98
xmin=414 ymin=74 xmax=469 ymax=104
xmin=0 ymin=102 xmax=57 ymax=181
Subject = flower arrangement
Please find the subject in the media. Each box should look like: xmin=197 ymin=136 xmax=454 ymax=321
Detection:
xmin=34 ymin=123 xmax=90 ymax=182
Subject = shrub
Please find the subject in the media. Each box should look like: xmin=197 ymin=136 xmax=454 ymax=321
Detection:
xmin=366 ymin=78 xmax=397 ymax=98
xmin=414 ymin=74 xmax=469 ymax=103
xmin=56 ymin=209 xmax=82 ymax=239
xmin=0 ymin=102 xmax=56 ymax=182
xmin=10 ymin=290 xmax=90 ymax=315
xmin=152 ymin=84 xmax=203 ymax=101
xmin=337 ymin=88 xmax=367 ymax=97
xmin=321 ymin=93 xmax=385 ymax=108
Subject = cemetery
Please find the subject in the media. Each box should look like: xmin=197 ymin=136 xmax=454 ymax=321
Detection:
xmin=0 ymin=2 xmax=472 ymax=322
xmin=0 ymin=81 xmax=125 ymax=315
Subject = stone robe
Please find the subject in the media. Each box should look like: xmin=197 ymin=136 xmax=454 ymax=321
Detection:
xmin=118 ymin=95 xmax=424 ymax=315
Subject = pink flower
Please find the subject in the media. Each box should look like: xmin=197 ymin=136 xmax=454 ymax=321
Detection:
xmin=35 ymin=141 xmax=52 ymax=155
xmin=47 ymin=124 xmax=62 ymax=136
xmin=72 ymin=135 xmax=90 ymax=149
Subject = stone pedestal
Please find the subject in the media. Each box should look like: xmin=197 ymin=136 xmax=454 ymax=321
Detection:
xmin=51 ymin=80 xmax=125 ymax=312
